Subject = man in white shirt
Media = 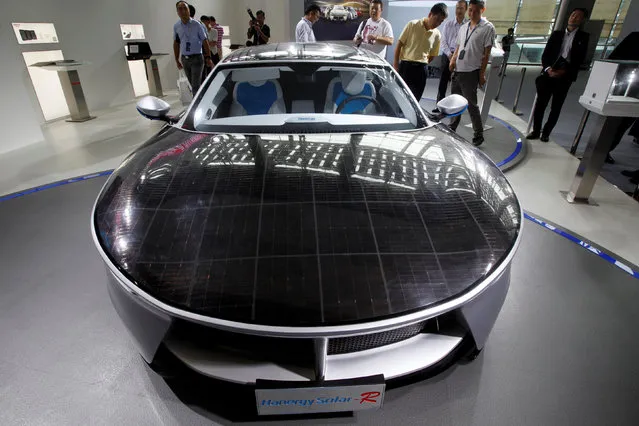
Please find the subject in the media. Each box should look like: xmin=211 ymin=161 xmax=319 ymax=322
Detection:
xmin=449 ymin=0 xmax=495 ymax=147
xmin=436 ymin=0 xmax=468 ymax=107
xmin=200 ymin=16 xmax=218 ymax=69
xmin=296 ymin=4 xmax=321 ymax=43
xmin=353 ymin=0 xmax=394 ymax=59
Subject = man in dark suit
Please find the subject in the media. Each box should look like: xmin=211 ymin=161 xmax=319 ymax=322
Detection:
xmin=527 ymin=8 xmax=589 ymax=142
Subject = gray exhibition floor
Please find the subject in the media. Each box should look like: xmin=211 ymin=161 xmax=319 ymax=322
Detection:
xmin=1 ymin=176 xmax=638 ymax=425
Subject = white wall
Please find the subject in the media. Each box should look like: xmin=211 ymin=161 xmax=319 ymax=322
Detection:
xmin=0 ymin=0 xmax=236 ymax=154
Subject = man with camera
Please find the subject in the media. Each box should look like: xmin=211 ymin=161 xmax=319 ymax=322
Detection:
xmin=247 ymin=10 xmax=270 ymax=45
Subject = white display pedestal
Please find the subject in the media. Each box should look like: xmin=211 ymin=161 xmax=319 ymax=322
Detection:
xmin=32 ymin=60 xmax=95 ymax=122
xmin=144 ymin=54 xmax=169 ymax=98
xmin=564 ymin=60 xmax=639 ymax=204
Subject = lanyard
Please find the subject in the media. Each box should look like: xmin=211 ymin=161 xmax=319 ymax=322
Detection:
xmin=463 ymin=23 xmax=479 ymax=48
xmin=181 ymin=20 xmax=192 ymax=40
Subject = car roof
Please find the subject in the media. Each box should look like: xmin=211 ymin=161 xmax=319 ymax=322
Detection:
xmin=221 ymin=43 xmax=387 ymax=66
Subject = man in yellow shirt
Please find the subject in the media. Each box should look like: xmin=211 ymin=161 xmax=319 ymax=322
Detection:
xmin=394 ymin=3 xmax=448 ymax=101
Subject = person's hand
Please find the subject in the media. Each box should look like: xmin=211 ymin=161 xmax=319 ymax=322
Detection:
xmin=176 ymin=60 xmax=183 ymax=70
xmin=551 ymin=68 xmax=566 ymax=78
xmin=449 ymin=60 xmax=456 ymax=72
xmin=367 ymin=34 xmax=376 ymax=43
xmin=479 ymin=72 xmax=486 ymax=86
xmin=206 ymin=58 xmax=213 ymax=68
xmin=248 ymin=20 xmax=254 ymax=27
xmin=393 ymin=62 xmax=400 ymax=72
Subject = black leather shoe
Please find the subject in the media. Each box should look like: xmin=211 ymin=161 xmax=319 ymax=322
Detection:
xmin=540 ymin=135 xmax=550 ymax=142
xmin=605 ymin=154 xmax=615 ymax=164
xmin=526 ymin=132 xmax=540 ymax=140
xmin=432 ymin=108 xmax=440 ymax=113
xmin=472 ymin=135 xmax=484 ymax=147
xmin=621 ymin=169 xmax=639 ymax=178
xmin=631 ymin=177 xmax=639 ymax=185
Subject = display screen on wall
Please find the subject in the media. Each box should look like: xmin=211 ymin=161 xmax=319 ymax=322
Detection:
xmin=307 ymin=1 xmax=372 ymax=41
xmin=12 ymin=23 xmax=59 ymax=44
xmin=120 ymin=24 xmax=145 ymax=40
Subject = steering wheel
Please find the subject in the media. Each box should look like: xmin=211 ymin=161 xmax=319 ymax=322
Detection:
xmin=335 ymin=95 xmax=381 ymax=114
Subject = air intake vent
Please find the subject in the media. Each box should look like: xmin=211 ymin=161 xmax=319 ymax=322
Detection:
xmin=328 ymin=321 xmax=426 ymax=355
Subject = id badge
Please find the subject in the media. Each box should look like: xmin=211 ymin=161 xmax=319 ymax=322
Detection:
xmin=459 ymin=50 xmax=466 ymax=60
xmin=185 ymin=41 xmax=191 ymax=52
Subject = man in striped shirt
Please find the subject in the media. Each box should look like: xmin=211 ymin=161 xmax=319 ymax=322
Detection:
xmin=210 ymin=16 xmax=224 ymax=61
xmin=436 ymin=0 xmax=468 ymax=107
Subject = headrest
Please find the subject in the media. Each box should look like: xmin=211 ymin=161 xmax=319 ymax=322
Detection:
xmin=339 ymin=71 xmax=367 ymax=95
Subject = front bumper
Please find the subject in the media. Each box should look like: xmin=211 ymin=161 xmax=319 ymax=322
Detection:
xmin=104 ymin=262 xmax=511 ymax=384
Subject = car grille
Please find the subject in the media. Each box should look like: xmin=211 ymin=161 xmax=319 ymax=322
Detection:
xmin=328 ymin=321 xmax=427 ymax=355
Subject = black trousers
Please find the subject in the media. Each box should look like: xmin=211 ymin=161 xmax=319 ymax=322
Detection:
xmin=609 ymin=118 xmax=639 ymax=154
xmin=399 ymin=61 xmax=427 ymax=101
xmin=450 ymin=70 xmax=484 ymax=137
xmin=532 ymin=74 xmax=572 ymax=136
xmin=436 ymin=54 xmax=452 ymax=103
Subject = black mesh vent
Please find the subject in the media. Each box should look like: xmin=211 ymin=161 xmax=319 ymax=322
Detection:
xmin=328 ymin=321 xmax=426 ymax=355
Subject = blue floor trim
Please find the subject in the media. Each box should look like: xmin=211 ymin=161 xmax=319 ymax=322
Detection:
xmin=489 ymin=115 xmax=524 ymax=168
xmin=0 ymin=170 xmax=114 ymax=203
xmin=423 ymin=97 xmax=524 ymax=169
xmin=524 ymin=212 xmax=639 ymax=280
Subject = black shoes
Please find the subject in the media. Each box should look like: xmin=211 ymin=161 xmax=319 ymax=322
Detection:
xmin=472 ymin=134 xmax=484 ymax=147
xmin=526 ymin=131 xmax=549 ymax=142
xmin=620 ymin=169 xmax=639 ymax=185
xmin=432 ymin=108 xmax=440 ymax=113
xmin=605 ymin=154 xmax=615 ymax=164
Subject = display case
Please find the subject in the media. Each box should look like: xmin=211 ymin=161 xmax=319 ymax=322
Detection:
xmin=579 ymin=60 xmax=639 ymax=117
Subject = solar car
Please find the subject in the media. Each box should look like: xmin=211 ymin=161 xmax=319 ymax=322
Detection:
xmin=92 ymin=43 xmax=522 ymax=415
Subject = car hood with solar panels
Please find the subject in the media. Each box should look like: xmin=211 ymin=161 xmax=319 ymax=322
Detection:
xmin=91 ymin=43 xmax=522 ymax=414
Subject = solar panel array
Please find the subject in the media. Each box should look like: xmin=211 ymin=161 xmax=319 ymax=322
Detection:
xmin=95 ymin=128 xmax=520 ymax=326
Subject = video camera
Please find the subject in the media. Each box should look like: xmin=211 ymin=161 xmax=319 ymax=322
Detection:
xmin=247 ymin=8 xmax=257 ymax=25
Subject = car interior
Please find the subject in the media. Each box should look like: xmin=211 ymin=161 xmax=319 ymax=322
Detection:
xmin=192 ymin=64 xmax=421 ymax=130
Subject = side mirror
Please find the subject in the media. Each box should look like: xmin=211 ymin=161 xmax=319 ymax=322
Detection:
xmin=136 ymin=96 xmax=172 ymax=122
xmin=437 ymin=94 xmax=468 ymax=117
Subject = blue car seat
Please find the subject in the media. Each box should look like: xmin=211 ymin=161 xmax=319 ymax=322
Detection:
xmin=324 ymin=71 xmax=376 ymax=114
xmin=230 ymin=69 xmax=286 ymax=116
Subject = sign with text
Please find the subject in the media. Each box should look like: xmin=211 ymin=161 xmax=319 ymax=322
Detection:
xmin=12 ymin=23 xmax=59 ymax=44
xmin=120 ymin=24 xmax=145 ymax=40
xmin=255 ymin=376 xmax=385 ymax=415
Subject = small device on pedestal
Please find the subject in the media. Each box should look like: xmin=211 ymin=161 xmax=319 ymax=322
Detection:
xmin=125 ymin=41 xmax=168 ymax=98
xmin=564 ymin=59 xmax=639 ymax=204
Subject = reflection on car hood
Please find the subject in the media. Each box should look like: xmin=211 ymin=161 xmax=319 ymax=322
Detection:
xmin=94 ymin=126 xmax=521 ymax=327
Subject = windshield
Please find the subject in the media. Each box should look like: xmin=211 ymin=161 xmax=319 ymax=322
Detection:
xmin=183 ymin=62 xmax=428 ymax=134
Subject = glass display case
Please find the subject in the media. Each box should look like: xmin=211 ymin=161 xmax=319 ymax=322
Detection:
xmin=579 ymin=59 xmax=639 ymax=116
